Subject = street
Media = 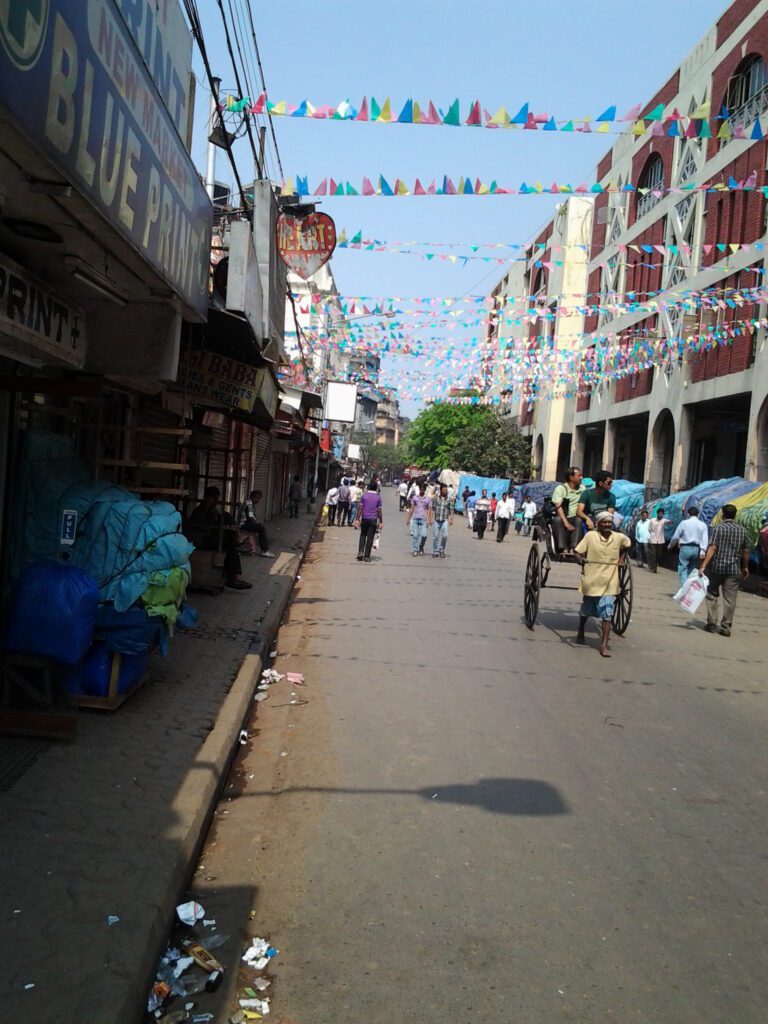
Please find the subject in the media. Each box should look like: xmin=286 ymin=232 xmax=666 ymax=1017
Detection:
xmin=188 ymin=491 xmax=768 ymax=1024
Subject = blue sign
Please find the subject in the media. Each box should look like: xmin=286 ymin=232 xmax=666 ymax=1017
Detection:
xmin=60 ymin=508 xmax=78 ymax=545
xmin=0 ymin=0 xmax=212 ymax=319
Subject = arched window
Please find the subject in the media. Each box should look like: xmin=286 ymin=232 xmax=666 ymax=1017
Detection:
xmin=724 ymin=53 xmax=768 ymax=123
xmin=637 ymin=153 xmax=664 ymax=219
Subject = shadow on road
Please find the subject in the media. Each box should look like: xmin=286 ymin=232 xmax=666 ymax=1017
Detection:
xmin=234 ymin=776 xmax=570 ymax=815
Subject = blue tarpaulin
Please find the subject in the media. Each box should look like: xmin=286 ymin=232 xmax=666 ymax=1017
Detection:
xmin=511 ymin=481 xmax=557 ymax=508
xmin=456 ymin=475 xmax=511 ymax=512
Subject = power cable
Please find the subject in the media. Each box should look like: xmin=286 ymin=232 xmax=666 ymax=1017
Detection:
xmin=242 ymin=0 xmax=285 ymax=179
xmin=215 ymin=0 xmax=262 ymax=177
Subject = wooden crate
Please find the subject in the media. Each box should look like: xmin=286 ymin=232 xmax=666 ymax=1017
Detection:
xmin=72 ymin=651 xmax=151 ymax=711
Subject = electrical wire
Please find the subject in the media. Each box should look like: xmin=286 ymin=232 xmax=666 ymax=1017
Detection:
xmin=242 ymin=0 xmax=285 ymax=179
xmin=215 ymin=0 xmax=261 ymax=175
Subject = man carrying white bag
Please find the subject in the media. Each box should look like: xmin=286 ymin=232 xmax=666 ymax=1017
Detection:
xmin=672 ymin=570 xmax=709 ymax=615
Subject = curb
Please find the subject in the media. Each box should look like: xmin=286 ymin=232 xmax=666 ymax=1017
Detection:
xmin=120 ymin=530 xmax=314 ymax=1024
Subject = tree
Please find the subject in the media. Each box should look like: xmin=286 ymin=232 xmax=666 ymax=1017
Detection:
xmin=406 ymin=403 xmax=488 ymax=468
xmin=369 ymin=440 xmax=410 ymax=474
xmin=449 ymin=413 xmax=532 ymax=479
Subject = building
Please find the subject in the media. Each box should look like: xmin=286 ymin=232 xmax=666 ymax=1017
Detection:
xmin=375 ymin=392 xmax=402 ymax=445
xmin=489 ymin=0 xmax=768 ymax=492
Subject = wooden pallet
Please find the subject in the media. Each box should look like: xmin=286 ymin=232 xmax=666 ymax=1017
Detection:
xmin=72 ymin=652 xmax=151 ymax=711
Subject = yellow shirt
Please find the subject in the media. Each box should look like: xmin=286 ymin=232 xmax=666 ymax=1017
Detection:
xmin=575 ymin=530 xmax=631 ymax=596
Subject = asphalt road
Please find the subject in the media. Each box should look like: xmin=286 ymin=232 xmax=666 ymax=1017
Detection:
xmin=193 ymin=491 xmax=768 ymax=1024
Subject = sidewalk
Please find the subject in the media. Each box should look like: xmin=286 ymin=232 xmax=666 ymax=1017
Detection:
xmin=0 ymin=507 xmax=319 ymax=1024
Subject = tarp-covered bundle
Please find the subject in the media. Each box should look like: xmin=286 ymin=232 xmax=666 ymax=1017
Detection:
xmin=611 ymin=480 xmax=645 ymax=520
xmin=511 ymin=481 xmax=557 ymax=508
xmin=711 ymin=481 xmax=768 ymax=549
xmin=457 ymin=474 xmax=511 ymax=511
xmin=691 ymin=478 xmax=761 ymax=527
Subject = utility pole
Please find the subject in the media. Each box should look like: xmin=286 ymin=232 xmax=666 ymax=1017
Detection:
xmin=205 ymin=76 xmax=221 ymax=201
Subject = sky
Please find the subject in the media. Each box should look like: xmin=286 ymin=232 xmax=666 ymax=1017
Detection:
xmin=189 ymin=0 xmax=728 ymax=417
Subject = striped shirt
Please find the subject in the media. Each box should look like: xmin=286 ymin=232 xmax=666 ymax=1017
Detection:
xmin=433 ymin=495 xmax=453 ymax=522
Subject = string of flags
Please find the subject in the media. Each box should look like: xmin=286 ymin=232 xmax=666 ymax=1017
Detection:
xmin=281 ymin=173 xmax=764 ymax=197
xmin=223 ymin=93 xmax=765 ymax=141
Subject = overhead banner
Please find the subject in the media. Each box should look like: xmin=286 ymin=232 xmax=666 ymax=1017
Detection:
xmin=277 ymin=211 xmax=337 ymax=279
xmin=0 ymin=0 xmax=212 ymax=319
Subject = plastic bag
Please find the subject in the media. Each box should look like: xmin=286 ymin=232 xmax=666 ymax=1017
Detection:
xmin=372 ymin=533 xmax=380 ymax=550
xmin=672 ymin=571 xmax=709 ymax=614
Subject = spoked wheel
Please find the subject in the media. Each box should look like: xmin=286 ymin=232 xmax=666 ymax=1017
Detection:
xmin=612 ymin=561 xmax=633 ymax=635
xmin=540 ymin=552 xmax=551 ymax=588
xmin=524 ymin=545 xmax=541 ymax=630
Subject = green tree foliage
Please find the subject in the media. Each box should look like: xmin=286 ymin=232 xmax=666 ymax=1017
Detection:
xmin=406 ymin=403 xmax=485 ymax=467
xmin=450 ymin=413 xmax=532 ymax=479
xmin=369 ymin=440 xmax=411 ymax=473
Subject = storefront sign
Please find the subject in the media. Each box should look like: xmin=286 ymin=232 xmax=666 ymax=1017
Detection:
xmin=0 ymin=253 xmax=87 ymax=367
xmin=60 ymin=509 xmax=78 ymax=545
xmin=0 ymin=0 xmax=211 ymax=319
xmin=177 ymin=349 xmax=263 ymax=413
xmin=276 ymin=212 xmax=336 ymax=280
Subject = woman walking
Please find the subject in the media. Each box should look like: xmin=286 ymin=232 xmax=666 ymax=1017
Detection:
xmin=355 ymin=480 xmax=383 ymax=562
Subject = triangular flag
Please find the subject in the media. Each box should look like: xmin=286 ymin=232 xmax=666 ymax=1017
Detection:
xmin=443 ymin=99 xmax=461 ymax=126
xmin=356 ymin=97 xmax=369 ymax=121
xmin=370 ymin=97 xmax=381 ymax=121
xmin=752 ymin=118 xmax=764 ymax=139
xmin=733 ymin=123 xmax=748 ymax=139
xmin=345 ymin=182 xmax=358 ymax=195
xmin=560 ymin=120 xmax=574 ymax=132
xmin=313 ymin=178 xmax=327 ymax=196
xmin=524 ymin=113 xmax=538 ymax=130
xmin=580 ymin=117 xmax=592 ymax=133
xmin=379 ymin=175 xmax=393 ymax=196
xmin=465 ymin=100 xmax=482 ymax=126
xmin=543 ymin=117 xmax=557 ymax=131
xmin=488 ymin=106 xmax=511 ymax=127
xmin=337 ymin=229 xmax=348 ymax=245
xmin=269 ymin=100 xmax=287 ymax=116
xmin=377 ymin=98 xmax=392 ymax=122
xmin=292 ymin=100 xmax=308 ymax=118
xmin=413 ymin=178 xmax=426 ymax=195
xmin=684 ymin=119 xmax=698 ymax=138
xmin=575 ymin=182 xmax=588 ymax=193
xmin=620 ymin=103 xmax=642 ymax=121
xmin=646 ymin=103 xmax=664 ymax=121
xmin=443 ymin=176 xmax=457 ymax=195
xmin=280 ymin=177 xmax=294 ymax=196
xmin=699 ymin=119 xmax=712 ymax=138
xmin=397 ymin=99 xmax=413 ymax=123
xmin=395 ymin=179 xmax=409 ymax=196
xmin=297 ymin=176 xmax=309 ymax=196
xmin=334 ymin=181 xmax=344 ymax=196
xmin=510 ymin=103 xmax=529 ymax=125
xmin=651 ymin=120 xmax=665 ymax=136
xmin=251 ymin=92 xmax=267 ymax=114
xmin=462 ymin=178 xmax=474 ymax=194
xmin=425 ymin=101 xmax=442 ymax=125
xmin=350 ymin=231 xmax=362 ymax=244
xmin=413 ymin=100 xmax=422 ymax=123
xmin=719 ymin=105 xmax=730 ymax=120
xmin=457 ymin=176 xmax=466 ymax=193
xmin=597 ymin=105 xmax=616 ymax=122
xmin=597 ymin=121 xmax=610 ymax=133
xmin=477 ymin=179 xmax=491 ymax=195
xmin=728 ymin=176 xmax=740 ymax=190
xmin=690 ymin=100 xmax=711 ymax=119
xmin=667 ymin=119 xmax=680 ymax=137
xmin=632 ymin=120 xmax=647 ymax=136
xmin=519 ymin=182 xmax=529 ymax=194
xmin=361 ymin=177 xmax=375 ymax=197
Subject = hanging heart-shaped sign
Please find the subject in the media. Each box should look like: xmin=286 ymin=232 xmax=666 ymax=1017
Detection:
xmin=276 ymin=211 xmax=337 ymax=280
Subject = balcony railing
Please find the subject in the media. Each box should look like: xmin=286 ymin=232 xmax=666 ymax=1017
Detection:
xmin=636 ymin=187 xmax=663 ymax=220
xmin=725 ymin=82 xmax=768 ymax=138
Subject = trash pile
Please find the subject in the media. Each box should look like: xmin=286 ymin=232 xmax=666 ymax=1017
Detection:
xmin=147 ymin=902 xmax=280 ymax=1022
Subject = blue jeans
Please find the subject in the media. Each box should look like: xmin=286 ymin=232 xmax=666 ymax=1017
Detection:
xmin=348 ymin=501 xmax=358 ymax=525
xmin=678 ymin=543 xmax=700 ymax=587
xmin=432 ymin=519 xmax=449 ymax=553
xmin=411 ymin=518 xmax=428 ymax=553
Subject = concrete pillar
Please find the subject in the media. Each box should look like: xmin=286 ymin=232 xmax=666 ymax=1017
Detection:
xmin=602 ymin=419 xmax=617 ymax=476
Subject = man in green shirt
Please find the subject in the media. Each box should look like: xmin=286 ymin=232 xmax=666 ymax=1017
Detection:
xmin=577 ymin=470 xmax=617 ymax=532
xmin=552 ymin=466 xmax=584 ymax=551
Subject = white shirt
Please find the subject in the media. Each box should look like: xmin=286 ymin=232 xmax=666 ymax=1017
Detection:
xmin=495 ymin=497 xmax=515 ymax=519
xmin=648 ymin=517 xmax=668 ymax=543
xmin=350 ymin=485 xmax=362 ymax=502
xmin=326 ymin=487 xmax=339 ymax=506
xmin=670 ymin=515 xmax=708 ymax=554
xmin=522 ymin=500 xmax=537 ymax=519
xmin=407 ymin=483 xmax=419 ymax=499
xmin=398 ymin=482 xmax=408 ymax=496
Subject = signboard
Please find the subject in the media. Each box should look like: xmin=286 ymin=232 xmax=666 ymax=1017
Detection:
xmin=0 ymin=0 xmax=212 ymax=319
xmin=177 ymin=349 xmax=265 ymax=413
xmin=276 ymin=212 xmax=336 ymax=280
xmin=225 ymin=220 xmax=264 ymax=341
xmin=347 ymin=443 xmax=361 ymax=460
xmin=0 ymin=252 xmax=87 ymax=367
xmin=60 ymin=509 xmax=78 ymax=545
xmin=325 ymin=380 xmax=357 ymax=423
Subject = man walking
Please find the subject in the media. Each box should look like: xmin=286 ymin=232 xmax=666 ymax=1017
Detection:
xmin=522 ymin=494 xmax=537 ymax=536
xmin=465 ymin=490 xmax=477 ymax=530
xmin=699 ymin=504 xmax=750 ymax=636
xmin=577 ymin=470 xmax=616 ymax=532
xmin=288 ymin=475 xmax=302 ymax=519
xmin=647 ymin=507 xmax=669 ymax=573
xmin=398 ymin=479 xmax=408 ymax=511
xmin=431 ymin=483 xmax=453 ymax=558
xmin=489 ymin=493 xmax=498 ymax=532
xmin=355 ymin=480 xmax=383 ymax=562
xmin=325 ymin=483 xmax=339 ymax=526
xmin=552 ymin=466 xmax=583 ymax=552
xmin=461 ymin=485 xmax=471 ymax=514
xmin=669 ymin=506 xmax=708 ymax=587
xmin=348 ymin=479 xmax=362 ymax=526
xmin=495 ymin=492 xmax=515 ymax=542
xmin=475 ymin=489 xmax=491 ymax=539
xmin=406 ymin=482 xmax=431 ymax=556
xmin=336 ymin=478 xmax=351 ymax=527
xmin=634 ymin=508 xmax=651 ymax=568
xmin=574 ymin=510 xmax=631 ymax=657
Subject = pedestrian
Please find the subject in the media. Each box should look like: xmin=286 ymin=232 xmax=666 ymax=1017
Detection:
xmin=336 ymin=478 xmax=351 ymax=527
xmin=288 ymin=475 xmax=302 ymax=519
xmin=577 ymin=470 xmax=616 ymax=531
xmin=465 ymin=490 xmax=477 ymax=530
xmin=474 ymin=489 xmax=491 ymax=539
xmin=613 ymin=509 xmax=624 ymax=531
xmin=348 ymin=479 xmax=362 ymax=526
xmin=407 ymin=478 xmax=420 ymax=503
xmin=551 ymin=466 xmax=584 ymax=552
xmin=495 ymin=492 xmax=515 ymax=542
xmin=574 ymin=510 xmax=631 ymax=658
xmin=187 ymin=486 xmax=253 ymax=591
xmin=522 ymin=494 xmax=537 ymax=536
xmin=355 ymin=480 xmax=383 ymax=562
xmin=461 ymin=485 xmax=471 ymax=513
xmin=238 ymin=490 xmax=276 ymax=558
xmin=634 ymin=508 xmax=651 ymax=568
xmin=669 ymin=506 xmax=708 ymax=588
xmin=489 ymin=493 xmax=498 ymax=532
xmin=647 ymin=506 xmax=670 ymax=573
xmin=406 ymin=482 xmax=431 ymax=556
xmin=398 ymin=479 xmax=408 ymax=511
xmin=699 ymin=504 xmax=750 ymax=636
xmin=514 ymin=507 xmax=524 ymax=535
xmin=431 ymin=482 xmax=454 ymax=557
xmin=325 ymin=483 xmax=339 ymax=526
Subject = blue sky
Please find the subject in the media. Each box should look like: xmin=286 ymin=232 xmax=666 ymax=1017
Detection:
xmin=190 ymin=0 xmax=728 ymax=415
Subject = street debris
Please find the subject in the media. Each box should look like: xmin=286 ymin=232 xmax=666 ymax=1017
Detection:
xmin=254 ymin=692 xmax=269 ymax=702
xmin=239 ymin=729 xmax=249 ymax=745
xmin=107 ymin=914 xmax=120 ymax=925
xmin=260 ymin=669 xmax=284 ymax=685
xmin=176 ymin=901 xmax=205 ymax=926
xmin=286 ymin=672 xmax=304 ymax=685
xmin=240 ymin=997 xmax=270 ymax=1014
